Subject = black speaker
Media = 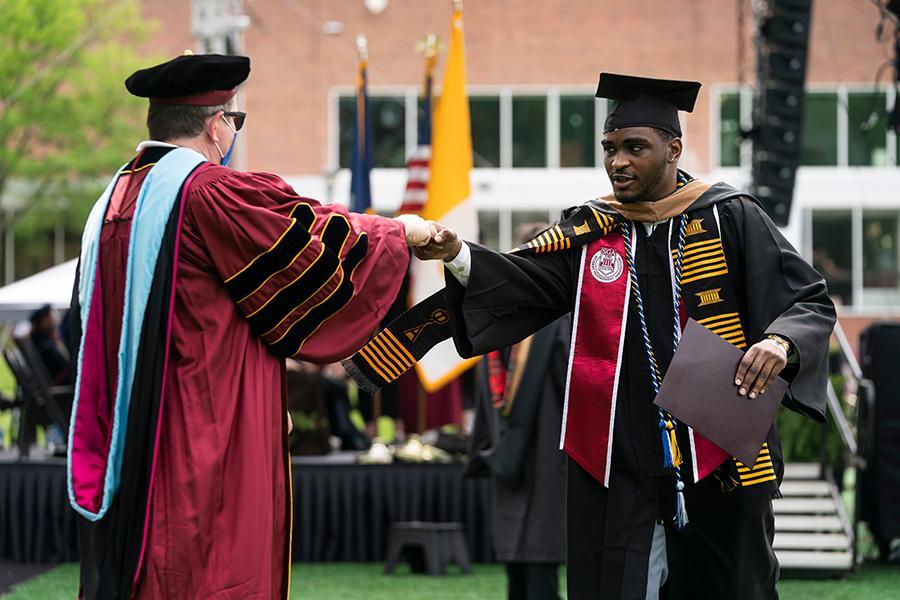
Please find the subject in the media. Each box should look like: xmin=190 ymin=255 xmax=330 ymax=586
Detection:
xmin=767 ymin=48 xmax=809 ymax=85
xmin=889 ymin=34 xmax=900 ymax=134
xmin=859 ymin=322 xmax=900 ymax=556
xmin=751 ymin=0 xmax=813 ymax=227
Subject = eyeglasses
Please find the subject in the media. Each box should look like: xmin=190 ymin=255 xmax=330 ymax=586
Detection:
xmin=223 ymin=111 xmax=246 ymax=132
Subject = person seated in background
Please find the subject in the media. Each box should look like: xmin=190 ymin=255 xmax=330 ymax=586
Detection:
xmin=29 ymin=304 xmax=71 ymax=385
xmin=285 ymin=360 xmax=369 ymax=454
xmin=285 ymin=360 xmax=332 ymax=455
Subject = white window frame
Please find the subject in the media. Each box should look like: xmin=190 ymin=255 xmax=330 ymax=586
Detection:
xmin=806 ymin=206 xmax=900 ymax=315
xmin=328 ymin=84 xmax=598 ymax=171
xmin=710 ymin=82 xmax=898 ymax=170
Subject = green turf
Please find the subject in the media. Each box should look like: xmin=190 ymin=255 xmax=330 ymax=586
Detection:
xmin=0 ymin=359 xmax=15 ymax=448
xmin=3 ymin=562 xmax=899 ymax=600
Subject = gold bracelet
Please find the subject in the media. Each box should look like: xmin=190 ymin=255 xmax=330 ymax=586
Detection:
xmin=765 ymin=334 xmax=791 ymax=356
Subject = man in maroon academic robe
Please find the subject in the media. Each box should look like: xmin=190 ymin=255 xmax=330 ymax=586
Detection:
xmin=67 ymin=54 xmax=433 ymax=599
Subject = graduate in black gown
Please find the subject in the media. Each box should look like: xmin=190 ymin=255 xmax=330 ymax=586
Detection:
xmin=394 ymin=74 xmax=836 ymax=600
xmin=466 ymin=223 xmax=568 ymax=600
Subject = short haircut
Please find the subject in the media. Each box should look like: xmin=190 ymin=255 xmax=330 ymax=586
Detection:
xmin=655 ymin=128 xmax=677 ymax=145
xmin=146 ymin=102 xmax=229 ymax=141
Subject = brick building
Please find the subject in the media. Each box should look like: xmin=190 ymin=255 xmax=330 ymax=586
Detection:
xmin=145 ymin=0 xmax=899 ymax=335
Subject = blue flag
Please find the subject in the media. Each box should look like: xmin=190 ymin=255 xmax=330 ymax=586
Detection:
xmin=350 ymin=58 xmax=373 ymax=213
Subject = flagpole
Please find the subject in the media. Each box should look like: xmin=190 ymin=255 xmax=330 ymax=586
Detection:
xmin=355 ymin=33 xmax=368 ymax=62
xmin=424 ymin=32 xmax=438 ymax=63
xmin=350 ymin=33 xmax=373 ymax=214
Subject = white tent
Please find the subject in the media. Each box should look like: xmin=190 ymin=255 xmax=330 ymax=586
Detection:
xmin=0 ymin=259 xmax=76 ymax=321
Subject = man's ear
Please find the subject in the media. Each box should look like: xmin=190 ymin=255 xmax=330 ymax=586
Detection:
xmin=206 ymin=111 xmax=223 ymax=144
xmin=668 ymin=137 xmax=683 ymax=163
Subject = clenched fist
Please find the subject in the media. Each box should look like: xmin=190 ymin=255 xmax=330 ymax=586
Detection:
xmin=394 ymin=214 xmax=437 ymax=247
xmin=413 ymin=223 xmax=462 ymax=262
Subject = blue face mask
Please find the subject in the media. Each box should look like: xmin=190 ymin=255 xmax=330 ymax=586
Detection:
xmin=220 ymin=132 xmax=238 ymax=167
xmin=215 ymin=115 xmax=238 ymax=167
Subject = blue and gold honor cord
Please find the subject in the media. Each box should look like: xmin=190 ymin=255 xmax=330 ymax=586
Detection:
xmin=622 ymin=211 xmax=690 ymax=529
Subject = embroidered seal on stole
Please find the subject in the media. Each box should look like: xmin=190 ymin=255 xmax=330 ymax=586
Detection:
xmin=590 ymin=247 xmax=624 ymax=283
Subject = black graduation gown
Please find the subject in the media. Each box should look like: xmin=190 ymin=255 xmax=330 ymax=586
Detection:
xmin=466 ymin=317 xmax=569 ymax=564
xmin=445 ymin=192 xmax=836 ymax=600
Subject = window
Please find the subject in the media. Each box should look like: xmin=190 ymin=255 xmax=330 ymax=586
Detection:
xmin=338 ymin=96 xmax=354 ymax=169
xmin=338 ymin=95 xmax=406 ymax=168
xmin=477 ymin=210 xmax=500 ymax=249
xmin=371 ymin=97 xmax=406 ymax=167
xmin=512 ymin=96 xmax=547 ymax=167
xmin=801 ymin=93 xmax=838 ymax=166
xmin=848 ymin=92 xmax=888 ymax=166
xmin=470 ymin=96 xmax=500 ymax=168
xmin=811 ymin=211 xmax=853 ymax=307
xmin=717 ymin=87 xmax=897 ymax=168
xmin=862 ymin=212 xmax=899 ymax=305
xmin=511 ymin=210 xmax=553 ymax=245
xmin=336 ymin=87 xmax=603 ymax=170
xmin=560 ymin=96 xmax=595 ymax=167
xmin=719 ymin=92 xmax=742 ymax=167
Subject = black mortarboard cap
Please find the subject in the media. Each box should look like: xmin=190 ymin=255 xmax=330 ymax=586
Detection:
xmin=596 ymin=73 xmax=701 ymax=137
xmin=30 ymin=304 xmax=52 ymax=326
xmin=125 ymin=54 xmax=250 ymax=106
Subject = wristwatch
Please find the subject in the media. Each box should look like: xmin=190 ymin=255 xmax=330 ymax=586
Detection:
xmin=764 ymin=334 xmax=792 ymax=356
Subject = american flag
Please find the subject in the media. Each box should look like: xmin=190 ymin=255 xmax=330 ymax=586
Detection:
xmin=397 ymin=50 xmax=436 ymax=214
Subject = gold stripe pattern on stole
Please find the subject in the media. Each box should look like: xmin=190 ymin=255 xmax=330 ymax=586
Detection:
xmin=675 ymin=238 xmax=729 ymax=284
xmin=590 ymin=209 xmax=618 ymax=237
xmin=734 ymin=443 xmax=777 ymax=486
xmin=680 ymin=208 xmax=767 ymax=489
xmin=528 ymin=224 xmax=572 ymax=254
xmin=356 ymin=328 xmax=416 ymax=385
xmin=697 ymin=312 xmax=748 ymax=349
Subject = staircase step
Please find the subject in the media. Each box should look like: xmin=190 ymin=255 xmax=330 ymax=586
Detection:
xmin=774 ymin=515 xmax=844 ymax=532
xmin=783 ymin=463 xmax=820 ymax=480
xmin=779 ymin=480 xmax=832 ymax=497
xmin=772 ymin=498 xmax=837 ymax=514
xmin=776 ymin=550 xmax=853 ymax=571
xmin=774 ymin=532 xmax=851 ymax=550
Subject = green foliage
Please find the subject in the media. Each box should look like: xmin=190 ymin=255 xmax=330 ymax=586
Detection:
xmin=777 ymin=372 xmax=848 ymax=464
xmin=0 ymin=0 xmax=157 ymax=274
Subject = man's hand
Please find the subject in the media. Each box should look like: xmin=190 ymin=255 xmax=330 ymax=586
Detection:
xmin=413 ymin=223 xmax=462 ymax=262
xmin=395 ymin=214 xmax=437 ymax=247
xmin=286 ymin=410 xmax=293 ymax=435
xmin=734 ymin=340 xmax=788 ymax=399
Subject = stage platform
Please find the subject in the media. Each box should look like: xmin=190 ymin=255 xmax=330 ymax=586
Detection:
xmin=0 ymin=451 xmax=493 ymax=564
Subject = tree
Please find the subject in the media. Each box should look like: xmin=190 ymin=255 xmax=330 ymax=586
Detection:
xmin=0 ymin=0 xmax=156 ymax=281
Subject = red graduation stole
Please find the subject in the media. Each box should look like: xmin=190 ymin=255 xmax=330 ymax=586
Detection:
xmin=563 ymin=217 xmax=731 ymax=487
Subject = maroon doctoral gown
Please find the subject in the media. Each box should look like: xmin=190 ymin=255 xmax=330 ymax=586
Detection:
xmin=73 ymin=145 xmax=409 ymax=599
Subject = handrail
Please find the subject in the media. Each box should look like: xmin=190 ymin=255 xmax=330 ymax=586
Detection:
xmin=825 ymin=380 xmax=858 ymax=458
xmin=833 ymin=321 xmax=864 ymax=381
xmin=823 ymin=321 xmax=877 ymax=570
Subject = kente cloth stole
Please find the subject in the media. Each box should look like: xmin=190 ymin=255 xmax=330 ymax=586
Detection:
xmin=675 ymin=206 xmax=777 ymax=489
